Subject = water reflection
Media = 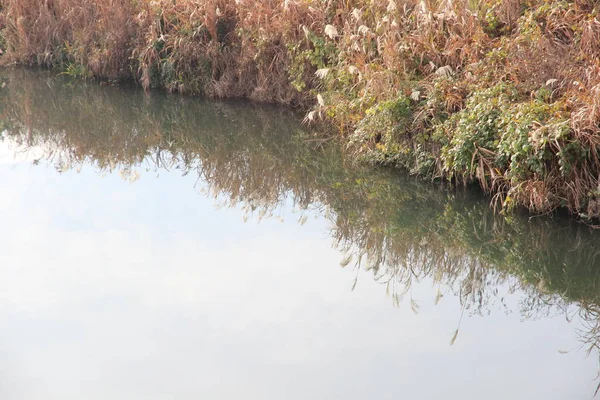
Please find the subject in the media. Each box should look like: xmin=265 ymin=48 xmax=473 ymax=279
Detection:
xmin=1 ymin=68 xmax=600 ymax=391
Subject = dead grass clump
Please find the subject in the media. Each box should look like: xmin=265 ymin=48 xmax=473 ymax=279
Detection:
xmin=1 ymin=0 xmax=140 ymax=79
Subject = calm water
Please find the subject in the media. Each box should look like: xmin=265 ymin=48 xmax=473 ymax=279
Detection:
xmin=0 ymin=69 xmax=599 ymax=399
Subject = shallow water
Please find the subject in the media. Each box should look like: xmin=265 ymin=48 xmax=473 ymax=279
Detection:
xmin=0 ymin=68 xmax=599 ymax=399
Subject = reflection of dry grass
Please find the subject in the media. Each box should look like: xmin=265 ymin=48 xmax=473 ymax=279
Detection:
xmin=0 ymin=68 xmax=325 ymax=211
xmin=3 ymin=69 xmax=600 ymax=302
xmin=3 ymin=68 xmax=600 ymax=370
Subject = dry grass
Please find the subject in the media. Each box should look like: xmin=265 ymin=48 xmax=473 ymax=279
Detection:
xmin=2 ymin=0 xmax=600 ymax=218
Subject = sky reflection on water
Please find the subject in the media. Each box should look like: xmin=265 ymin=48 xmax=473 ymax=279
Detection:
xmin=0 ymin=69 xmax=598 ymax=399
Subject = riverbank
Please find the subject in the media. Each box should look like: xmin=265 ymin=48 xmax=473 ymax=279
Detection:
xmin=1 ymin=0 xmax=600 ymax=218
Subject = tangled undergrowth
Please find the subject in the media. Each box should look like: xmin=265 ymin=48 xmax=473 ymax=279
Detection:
xmin=1 ymin=0 xmax=600 ymax=218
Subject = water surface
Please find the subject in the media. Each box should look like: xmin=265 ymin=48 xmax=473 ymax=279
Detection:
xmin=0 ymin=69 xmax=599 ymax=399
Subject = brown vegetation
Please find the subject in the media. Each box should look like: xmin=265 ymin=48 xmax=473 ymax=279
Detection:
xmin=1 ymin=0 xmax=600 ymax=219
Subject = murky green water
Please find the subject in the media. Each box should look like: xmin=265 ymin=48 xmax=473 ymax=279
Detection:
xmin=1 ymin=69 xmax=599 ymax=399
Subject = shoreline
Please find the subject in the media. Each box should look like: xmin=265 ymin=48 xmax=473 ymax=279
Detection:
xmin=1 ymin=0 xmax=600 ymax=219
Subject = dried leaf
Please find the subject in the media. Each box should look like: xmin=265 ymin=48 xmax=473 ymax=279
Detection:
xmin=301 ymin=25 xmax=310 ymax=38
xmin=303 ymin=110 xmax=317 ymax=123
xmin=537 ymin=279 xmax=546 ymax=292
xmin=324 ymin=24 xmax=338 ymax=39
xmin=315 ymin=68 xmax=330 ymax=79
xmin=410 ymin=299 xmax=420 ymax=314
xmin=387 ymin=0 xmax=397 ymax=12
xmin=317 ymin=93 xmax=325 ymax=107
xmin=357 ymin=25 xmax=370 ymax=36
xmin=450 ymin=329 xmax=459 ymax=345
xmin=435 ymin=65 xmax=453 ymax=77
xmin=340 ymin=253 xmax=352 ymax=267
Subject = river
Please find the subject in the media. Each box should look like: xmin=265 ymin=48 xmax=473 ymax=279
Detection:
xmin=0 ymin=68 xmax=598 ymax=399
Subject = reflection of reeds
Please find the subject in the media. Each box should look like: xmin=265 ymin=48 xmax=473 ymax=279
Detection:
xmin=3 ymin=68 xmax=600 ymax=366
